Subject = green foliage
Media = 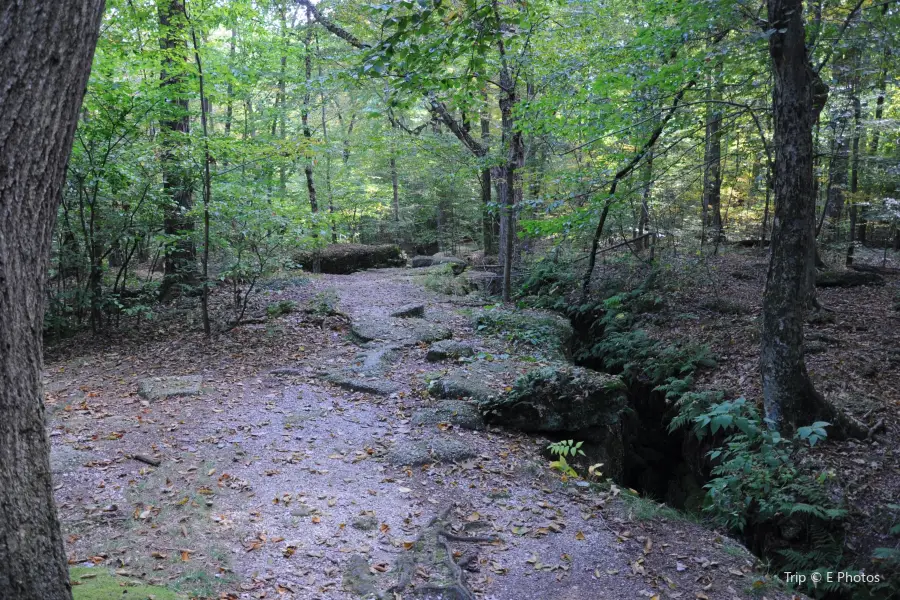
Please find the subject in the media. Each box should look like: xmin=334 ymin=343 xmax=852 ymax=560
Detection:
xmin=304 ymin=289 xmax=342 ymax=317
xmin=691 ymin=398 xmax=844 ymax=531
xmin=547 ymin=440 xmax=585 ymax=478
xmin=422 ymin=263 xmax=469 ymax=295
xmin=474 ymin=307 xmax=572 ymax=358
xmin=266 ymin=300 xmax=297 ymax=318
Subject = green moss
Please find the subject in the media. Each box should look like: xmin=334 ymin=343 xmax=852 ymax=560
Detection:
xmin=71 ymin=567 xmax=184 ymax=600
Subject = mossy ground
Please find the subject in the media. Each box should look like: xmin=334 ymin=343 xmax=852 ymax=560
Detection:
xmin=70 ymin=566 xmax=184 ymax=600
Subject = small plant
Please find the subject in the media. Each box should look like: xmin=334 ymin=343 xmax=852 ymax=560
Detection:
xmin=266 ymin=300 xmax=297 ymax=318
xmin=547 ymin=439 xmax=584 ymax=478
xmin=305 ymin=289 xmax=341 ymax=316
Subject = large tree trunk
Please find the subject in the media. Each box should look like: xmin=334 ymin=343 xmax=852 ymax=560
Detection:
xmin=0 ymin=2 xmax=104 ymax=598
xmin=158 ymin=0 xmax=196 ymax=298
xmin=762 ymin=0 xmax=862 ymax=438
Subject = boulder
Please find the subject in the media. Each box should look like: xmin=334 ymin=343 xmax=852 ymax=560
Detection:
xmin=318 ymin=370 xmax=400 ymax=396
xmin=480 ymin=364 xmax=628 ymax=480
xmin=425 ymin=340 xmax=476 ymax=362
xmin=816 ymin=270 xmax=884 ymax=288
xmin=463 ymin=270 xmax=502 ymax=295
xmin=411 ymin=401 xmax=485 ymax=430
xmin=410 ymin=255 xmax=467 ymax=274
xmin=480 ymin=365 xmax=626 ymax=433
xmin=138 ymin=375 xmax=202 ymax=401
xmin=390 ymin=303 xmax=425 ymax=318
xmin=351 ymin=316 xmax=451 ymax=345
xmin=427 ymin=371 xmax=498 ymax=404
xmin=294 ymin=244 xmax=405 ymax=274
xmin=386 ymin=436 xmax=476 ymax=466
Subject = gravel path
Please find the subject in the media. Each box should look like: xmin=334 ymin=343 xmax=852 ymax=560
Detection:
xmin=47 ymin=268 xmax=794 ymax=600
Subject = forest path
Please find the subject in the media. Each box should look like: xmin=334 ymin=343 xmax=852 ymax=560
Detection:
xmin=46 ymin=268 xmax=786 ymax=600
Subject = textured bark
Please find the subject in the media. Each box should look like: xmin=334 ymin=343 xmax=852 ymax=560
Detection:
xmin=480 ymin=96 xmax=496 ymax=255
xmin=0 ymin=1 xmax=105 ymax=597
xmin=638 ymin=149 xmax=653 ymax=250
xmin=301 ymin=8 xmax=317 ymax=213
xmin=761 ymin=0 xmax=862 ymax=437
xmin=846 ymin=92 xmax=861 ymax=265
xmin=158 ymin=0 xmax=196 ymax=297
xmin=825 ymin=121 xmax=848 ymax=225
xmin=701 ymin=93 xmax=723 ymax=237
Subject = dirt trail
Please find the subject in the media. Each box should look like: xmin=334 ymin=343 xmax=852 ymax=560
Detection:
xmin=47 ymin=268 xmax=792 ymax=600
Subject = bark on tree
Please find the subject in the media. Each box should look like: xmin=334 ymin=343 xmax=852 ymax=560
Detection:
xmin=0 ymin=2 xmax=105 ymax=598
xmin=480 ymin=94 xmax=496 ymax=255
xmin=158 ymin=0 xmax=196 ymax=298
xmin=638 ymin=149 xmax=653 ymax=251
xmin=701 ymin=89 xmax=723 ymax=239
xmin=301 ymin=7 xmax=317 ymax=214
xmin=761 ymin=0 xmax=863 ymax=438
xmin=846 ymin=89 xmax=862 ymax=265
xmin=825 ymin=118 xmax=848 ymax=226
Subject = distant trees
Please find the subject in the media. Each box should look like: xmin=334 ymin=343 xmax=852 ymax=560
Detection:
xmin=0 ymin=2 xmax=105 ymax=598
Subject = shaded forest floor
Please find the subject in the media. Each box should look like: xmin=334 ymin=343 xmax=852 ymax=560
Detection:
xmin=43 ymin=249 xmax=898 ymax=600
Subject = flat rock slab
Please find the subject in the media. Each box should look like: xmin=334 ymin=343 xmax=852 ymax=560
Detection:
xmin=426 ymin=340 xmax=475 ymax=362
xmin=137 ymin=375 xmax=202 ymax=401
xmin=319 ymin=370 xmax=401 ymax=396
xmin=428 ymin=371 xmax=499 ymax=404
xmin=342 ymin=554 xmax=380 ymax=597
xmin=411 ymin=401 xmax=485 ymax=430
xmin=352 ymin=316 xmax=451 ymax=346
xmin=390 ymin=303 xmax=425 ymax=318
xmin=50 ymin=445 xmax=90 ymax=475
xmin=353 ymin=344 xmax=401 ymax=375
xmin=386 ymin=436 xmax=476 ymax=466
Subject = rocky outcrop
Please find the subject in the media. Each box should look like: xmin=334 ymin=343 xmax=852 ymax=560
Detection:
xmin=294 ymin=243 xmax=406 ymax=274
xmin=351 ymin=315 xmax=451 ymax=345
xmin=425 ymin=340 xmax=476 ymax=362
xmin=386 ymin=436 xmax=476 ymax=466
xmin=411 ymin=400 xmax=485 ymax=430
xmin=410 ymin=255 xmax=467 ymax=274
xmin=480 ymin=365 xmax=626 ymax=432
xmin=479 ymin=365 xmax=628 ymax=479
xmin=816 ymin=270 xmax=885 ymax=288
xmin=390 ymin=303 xmax=425 ymax=318
xmin=427 ymin=370 xmax=498 ymax=404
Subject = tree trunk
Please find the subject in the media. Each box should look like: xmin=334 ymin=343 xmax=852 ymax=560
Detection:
xmin=638 ymin=149 xmax=653 ymax=250
xmin=825 ymin=119 xmax=848 ymax=228
xmin=0 ymin=2 xmax=104 ymax=598
xmin=158 ymin=0 xmax=196 ymax=298
xmin=701 ymin=91 xmax=723 ymax=239
xmin=302 ymin=7 xmax=317 ymax=214
xmin=480 ymin=93 xmax=496 ymax=254
xmin=224 ymin=27 xmax=236 ymax=138
xmin=761 ymin=0 xmax=862 ymax=438
xmin=846 ymin=92 xmax=862 ymax=265
xmin=390 ymin=155 xmax=400 ymax=222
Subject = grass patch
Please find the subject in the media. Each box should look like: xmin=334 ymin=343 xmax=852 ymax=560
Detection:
xmin=71 ymin=566 xmax=184 ymax=600
xmin=621 ymin=492 xmax=693 ymax=523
